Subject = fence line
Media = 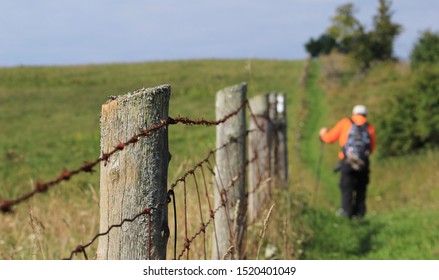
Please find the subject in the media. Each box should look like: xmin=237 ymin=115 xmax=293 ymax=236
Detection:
xmin=1 ymin=83 xmax=287 ymax=260
xmin=0 ymin=100 xmax=249 ymax=214
xmin=64 ymin=128 xmax=261 ymax=260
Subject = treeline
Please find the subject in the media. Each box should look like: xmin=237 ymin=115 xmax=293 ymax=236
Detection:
xmin=305 ymin=0 xmax=439 ymax=157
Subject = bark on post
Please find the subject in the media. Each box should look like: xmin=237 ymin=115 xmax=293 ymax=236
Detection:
xmin=248 ymin=94 xmax=271 ymax=223
xmin=211 ymin=83 xmax=247 ymax=260
xmin=97 ymin=85 xmax=170 ymax=260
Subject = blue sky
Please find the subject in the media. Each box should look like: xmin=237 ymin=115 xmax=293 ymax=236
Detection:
xmin=0 ymin=0 xmax=438 ymax=67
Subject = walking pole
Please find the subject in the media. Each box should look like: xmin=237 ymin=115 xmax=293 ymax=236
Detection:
xmin=313 ymin=140 xmax=324 ymax=205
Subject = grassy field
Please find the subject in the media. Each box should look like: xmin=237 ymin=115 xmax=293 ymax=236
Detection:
xmin=1 ymin=57 xmax=438 ymax=260
xmin=0 ymin=59 xmax=303 ymax=259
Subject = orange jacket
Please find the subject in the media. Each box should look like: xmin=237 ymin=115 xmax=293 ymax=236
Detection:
xmin=321 ymin=114 xmax=376 ymax=159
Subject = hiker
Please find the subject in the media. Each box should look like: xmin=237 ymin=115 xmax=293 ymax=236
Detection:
xmin=319 ymin=105 xmax=376 ymax=219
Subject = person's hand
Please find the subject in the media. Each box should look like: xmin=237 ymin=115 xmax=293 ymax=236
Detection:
xmin=319 ymin=127 xmax=328 ymax=138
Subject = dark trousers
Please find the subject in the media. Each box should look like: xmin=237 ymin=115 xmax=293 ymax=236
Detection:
xmin=339 ymin=160 xmax=369 ymax=218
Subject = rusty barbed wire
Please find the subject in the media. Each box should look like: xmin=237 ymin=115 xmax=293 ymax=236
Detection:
xmin=200 ymin=163 xmax=219 ymax=258
xmin=167 ymin=130 xmax=260 ymax=260
xmin=64 ymin=207 xmax=153 ymax=260
xmin=64 ymin=128 xmax=257 ymax=260
xmin=1 ymin=95 xmax=274 ymax=261
xmin=209 ymin=149 xmax=235 ymax=258
xmin=170 ymin=99 xmax=247 ymax=127
xmin=176 ymin=153 xmax=259 ymax=260
xmin=0 ymin=100 xmax=251 ymax=214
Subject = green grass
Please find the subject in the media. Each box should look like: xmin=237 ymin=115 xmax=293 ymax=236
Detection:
xmin=300 ymin=207 xmax=439 ymax=259
xmin=299 ymin=61 xmax=339 ymax=208
xmin=0 ymin=60 xmax=300 ymax=194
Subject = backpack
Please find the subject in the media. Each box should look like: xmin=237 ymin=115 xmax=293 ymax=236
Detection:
xmin=342 ymin=118 xmax=371 ymax=171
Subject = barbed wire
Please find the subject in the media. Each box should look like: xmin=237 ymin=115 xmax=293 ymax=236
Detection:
xmin=63 ymin=208 xmax=151 ymax=260
xmin=176 ymin=152 xmax=260 ymax=260
xmin=1 ymin=95 xmax=280 ymax=261
xmin=64 ymin=128 xmax=261 ymax=260
xmin=0 ymin=100 xmax=250 ymax=214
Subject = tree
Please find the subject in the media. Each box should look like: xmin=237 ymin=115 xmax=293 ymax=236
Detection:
xmin=305 ymin=33 xmax=337 ymax=58
xmin=327 ymin=3 xmax=363 ymax=53
xmin=410 ymin=30 xmax=439 ymax=69
xmin=349 ymin=26 xmax=374 ymax=69
xmin=304 ymin=38 xmax=321 ymax=58
xmin=319 ymin=34 xmax=338 ymax=55
xmin=369 ymin=0 xmax=402 ymax=61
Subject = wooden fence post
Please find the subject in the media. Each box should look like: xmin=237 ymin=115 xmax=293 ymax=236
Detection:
xmin=268 ymin=92 xmax=288 ymax=185
xmin=97 ymin=85 xmax=170 ymax=260
xmin=248 ymin=93 xmax=271 ymax=223
xmin=276 ymin=92 xmax=288 ymax=184
xmin=212 ymin=83 xmax=247 ymax=260
xmin=268 ymin=92 xmax=278 ymax=183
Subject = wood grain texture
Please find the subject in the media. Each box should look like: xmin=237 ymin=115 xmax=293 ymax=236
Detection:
xmin=97 ymin=85 xmax=170 ymax=260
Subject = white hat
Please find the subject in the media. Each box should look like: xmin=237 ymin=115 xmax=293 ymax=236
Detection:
xmin=353 ymin=105 xmax=367 ymax=116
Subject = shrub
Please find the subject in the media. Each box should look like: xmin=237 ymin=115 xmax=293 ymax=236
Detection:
xmin=377 ymin=66 xmax=439 ymax=157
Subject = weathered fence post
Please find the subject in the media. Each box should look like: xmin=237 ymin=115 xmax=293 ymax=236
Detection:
xmin=268 ymin=92 xmax=278 ymax=184
xmin=212 ymin=83 xmax=247 ymax=260
xmin=268 ymin=92 xmax=288 ymax=185
xmin=276 ymin=92 xmax=288 ymax=184
xmin=248 ymin=94 xmax=271 ymax=223
xmin=97 ymin=85 xmax=170 ymax=260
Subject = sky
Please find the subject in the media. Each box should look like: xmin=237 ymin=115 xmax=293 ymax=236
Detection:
xmin=0 ymin=0 xmax=438 ymax=67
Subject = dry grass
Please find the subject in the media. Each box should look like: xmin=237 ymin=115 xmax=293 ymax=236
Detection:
xmin=256 ymin=203 xmax=275 ymax=259
xmin=1 ymin=181 xmax=100 ymax=259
